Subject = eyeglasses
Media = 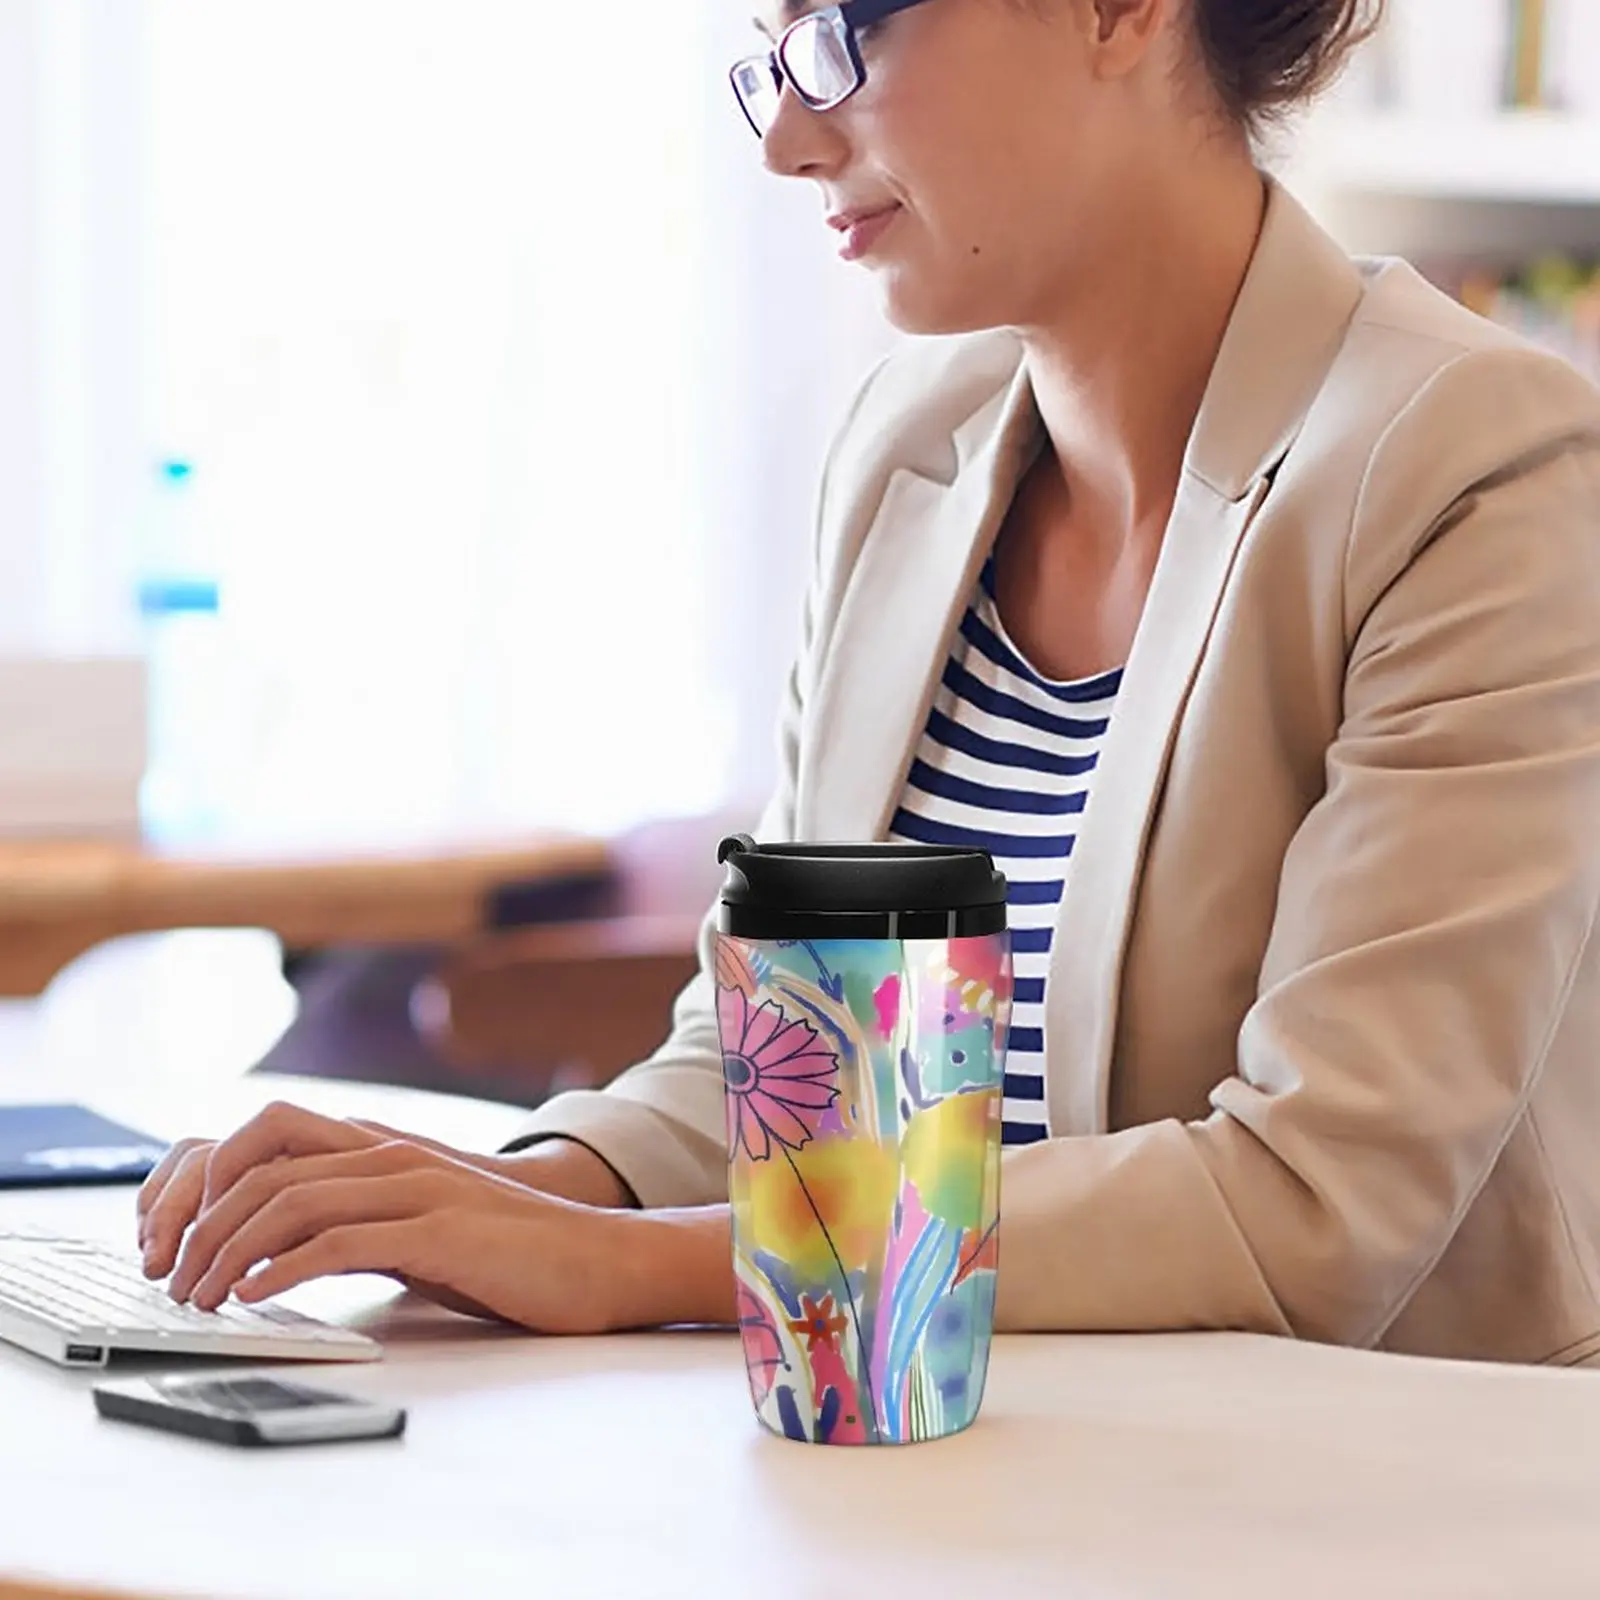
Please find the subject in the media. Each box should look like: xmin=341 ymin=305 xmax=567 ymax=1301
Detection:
xmin=730 ymin=0 xmax=937 ymax=139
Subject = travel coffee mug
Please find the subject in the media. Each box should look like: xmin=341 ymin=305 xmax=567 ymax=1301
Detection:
xmin=714 ymin=835 xmax=1011 ymax=1445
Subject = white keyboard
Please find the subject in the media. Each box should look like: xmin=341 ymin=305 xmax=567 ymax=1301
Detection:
xmin=0 ymin=1225 xmax=382 ymax=1368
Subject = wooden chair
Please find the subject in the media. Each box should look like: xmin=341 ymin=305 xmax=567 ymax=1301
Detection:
xmin=414 ymin=913 xmax=703 ymax=1098
xmin=255 ymin=811 xmax=733 ymax=1106
xmin=413 ymin=811 xmax=733 ymax=1100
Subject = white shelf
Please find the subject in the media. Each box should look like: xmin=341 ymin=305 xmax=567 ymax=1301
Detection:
xmin=1292 ymin=110 xmax=1600 ymax=206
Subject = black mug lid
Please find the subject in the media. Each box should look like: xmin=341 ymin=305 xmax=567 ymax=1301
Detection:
xmin=716 ymin=834 xmax=1007 ymax=916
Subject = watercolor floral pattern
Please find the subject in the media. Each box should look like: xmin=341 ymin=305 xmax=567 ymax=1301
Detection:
xmin=717 ymin=933 xmax=1010 ymax=1446
xmin=717 ymin=988 xmax=840 ymax=1162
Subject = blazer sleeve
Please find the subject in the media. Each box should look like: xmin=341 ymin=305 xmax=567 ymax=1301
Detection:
xmin=996 ymin=350 xmax=1600 ymax=1343
xmin=496 ymin=364 xmax=886 ymax=1207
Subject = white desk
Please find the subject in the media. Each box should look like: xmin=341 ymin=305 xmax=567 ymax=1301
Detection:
xmin=3 ymin=1035 xmax=1600 ymax=1596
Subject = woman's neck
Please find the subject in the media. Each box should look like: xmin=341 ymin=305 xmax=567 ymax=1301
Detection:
xmin=1017 ymin=157 xmax=1269 ymax=561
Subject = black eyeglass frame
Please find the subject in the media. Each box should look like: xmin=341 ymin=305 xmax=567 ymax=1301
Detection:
xmin=730 ymin=0 xmax=936 ymax=137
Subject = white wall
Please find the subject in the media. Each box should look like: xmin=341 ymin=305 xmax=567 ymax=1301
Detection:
xmin=0 ymin=0 xmax=47 ymax=650
xmin=0 ymin=0 xmax=149 ymax=658
xmin=1 ymin=3 xmax=900 ymax=838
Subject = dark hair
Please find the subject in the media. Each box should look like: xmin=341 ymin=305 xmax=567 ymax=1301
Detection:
xmin=1191 ymin=0 xmax=1386 ymax=129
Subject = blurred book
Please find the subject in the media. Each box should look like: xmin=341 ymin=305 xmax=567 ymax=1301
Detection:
xmin=1377 ymin=0 xmax=1600 ymax=117
xmin=1507 ymin=0 xmax=1548 ymax=109
xmin=0 ymin=1104 xmax=167 ymax=1188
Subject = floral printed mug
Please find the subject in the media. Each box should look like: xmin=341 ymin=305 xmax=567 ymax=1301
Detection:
xmin=714 ymin=836 xmax=1010 ymax=1446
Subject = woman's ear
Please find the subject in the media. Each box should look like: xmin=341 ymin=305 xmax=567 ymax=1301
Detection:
xmin=1082 ymin=0 xmax=1178 ymax=77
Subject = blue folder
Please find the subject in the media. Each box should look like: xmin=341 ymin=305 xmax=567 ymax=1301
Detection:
xmin=0 ymin=1104 xmax=169 ymax=1188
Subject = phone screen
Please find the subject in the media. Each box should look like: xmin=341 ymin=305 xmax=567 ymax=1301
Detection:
xmin=152 ymin=1375 xmax=365 ymax=1414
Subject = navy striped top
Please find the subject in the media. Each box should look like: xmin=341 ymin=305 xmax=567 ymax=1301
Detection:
xmin=888 ymin=559 xmax=1121 ymax=1146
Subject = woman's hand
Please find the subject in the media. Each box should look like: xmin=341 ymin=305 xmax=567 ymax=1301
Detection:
xmin=137 ymin=1101 xmax=633 ymax=1279
xmin=141 ymin=1115 xmax=626 ymax=1332
xmin=137 ymin=1102 xmax=490 ymax=1280
xmin=134 ymin=1101 xmax=631 ymax=1330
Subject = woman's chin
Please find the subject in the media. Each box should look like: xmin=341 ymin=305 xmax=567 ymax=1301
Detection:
xmin=861 ymin=242 xmax=1008 ymax=336
xmin=877 ymin=274 xmax=1003 ymax=339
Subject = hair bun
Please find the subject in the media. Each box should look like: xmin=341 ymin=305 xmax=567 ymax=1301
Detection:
xmin=1193 ymin=0 xmax=1386 ymax=129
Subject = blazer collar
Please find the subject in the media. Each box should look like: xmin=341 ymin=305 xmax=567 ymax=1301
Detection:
xmin=801 ymin=357 xmax=1040 ymax=839
xmin=1186 ymin=178 xmax=1367 ymax=500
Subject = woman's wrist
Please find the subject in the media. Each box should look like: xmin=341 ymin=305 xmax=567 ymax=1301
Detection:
xmin=494 ymin=1141 xmax=735 ymax=1331
xmin=603 ymin=1204 xmax=736 ymax=1332
xmin=496 ymin=1138 xmax=638 ymax=1209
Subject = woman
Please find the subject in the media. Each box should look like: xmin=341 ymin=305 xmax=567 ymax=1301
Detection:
xmin=138 ymin=0 xmax=1600 ymax=1364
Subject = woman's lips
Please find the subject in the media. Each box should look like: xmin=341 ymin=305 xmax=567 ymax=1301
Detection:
xmin=834 ymin=205 xmax=901 ymax=262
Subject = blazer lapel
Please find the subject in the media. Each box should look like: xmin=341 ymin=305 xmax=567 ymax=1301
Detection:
xmin=1046 ymin=179 xmax=1365 ymax=1137
xmin=802 ymin=362 xmax=1039 ymax=840
xmin=1048 ymin=472 xmax=1271 ymax=1137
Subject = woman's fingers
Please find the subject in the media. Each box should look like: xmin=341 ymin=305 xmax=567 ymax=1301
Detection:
xmin=137 ymin=1142 xmax=216 ymax=1278
xmin=198 ymin=1101 xmax=376 ymax=1210
xmin=136 ymin=1136 xmax=211 ymax=1235
xmin=232 ymin=1219 xmax=431 ymax=1305
xmin=186 ymin=1171 xmax=437 ymax=1310
xmin=169 ymin=1141 xmax=431 ymax=1304
xmin=138 ymin=1103 xmax=384 ymax=1279
xmin=175 ymin=1162 xmax=623 ymax=1334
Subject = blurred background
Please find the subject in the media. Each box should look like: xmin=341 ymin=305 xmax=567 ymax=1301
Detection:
xmin=0 ymin=0 xmax=1596 ymax=1100
xmin=1284 ymin=0 xmax=1600 ymax=382
xmin=0 ymin=0 xmax=892 ymax=851
xmin=2 ymin=0 xmax=1596 ymax=851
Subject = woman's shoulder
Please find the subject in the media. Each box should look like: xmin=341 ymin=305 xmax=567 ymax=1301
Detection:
xmin=1353 ymin=254 xmax=1591 ymax=379
xmin=1287 ymin=257 xmax=1600 ymax=623
xmin=1329 ymin=256 xmax=1600 ymax=477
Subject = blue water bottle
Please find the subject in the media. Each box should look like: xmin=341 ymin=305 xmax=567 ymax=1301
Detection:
xmin=136 ymin=459 xmax=228 ymax=844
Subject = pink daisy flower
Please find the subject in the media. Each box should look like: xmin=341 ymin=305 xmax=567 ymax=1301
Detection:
xmin=717 ymin=988 xmax=840 ymax=1163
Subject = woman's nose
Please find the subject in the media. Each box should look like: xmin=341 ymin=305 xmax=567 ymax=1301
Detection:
xmin=761 ymin=86 xmax=849 ymax=180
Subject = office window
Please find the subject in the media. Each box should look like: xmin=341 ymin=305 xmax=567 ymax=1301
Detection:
xmin=139 ymin=1 xmax=728 ymax=841
xmin=4 ymin=2 xmax=890 ymax=844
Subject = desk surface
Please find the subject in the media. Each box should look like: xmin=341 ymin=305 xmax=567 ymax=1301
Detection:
xmin=0 ymin=830 xmax=610 ymax=996
xmin=3 ymin=1079 xmax=1600 ymax=1600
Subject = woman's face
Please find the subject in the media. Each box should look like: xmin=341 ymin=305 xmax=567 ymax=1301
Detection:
xmin=753 ymin=0 xmax=1200 ymax=335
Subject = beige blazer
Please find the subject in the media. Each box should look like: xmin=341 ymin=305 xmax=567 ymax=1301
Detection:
xmin=517 ymin=178 xmax=1600 ymax=1366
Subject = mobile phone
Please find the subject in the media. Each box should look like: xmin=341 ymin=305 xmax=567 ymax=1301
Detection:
xmin=92 ymin=1372 xmax=407 ymax=1447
